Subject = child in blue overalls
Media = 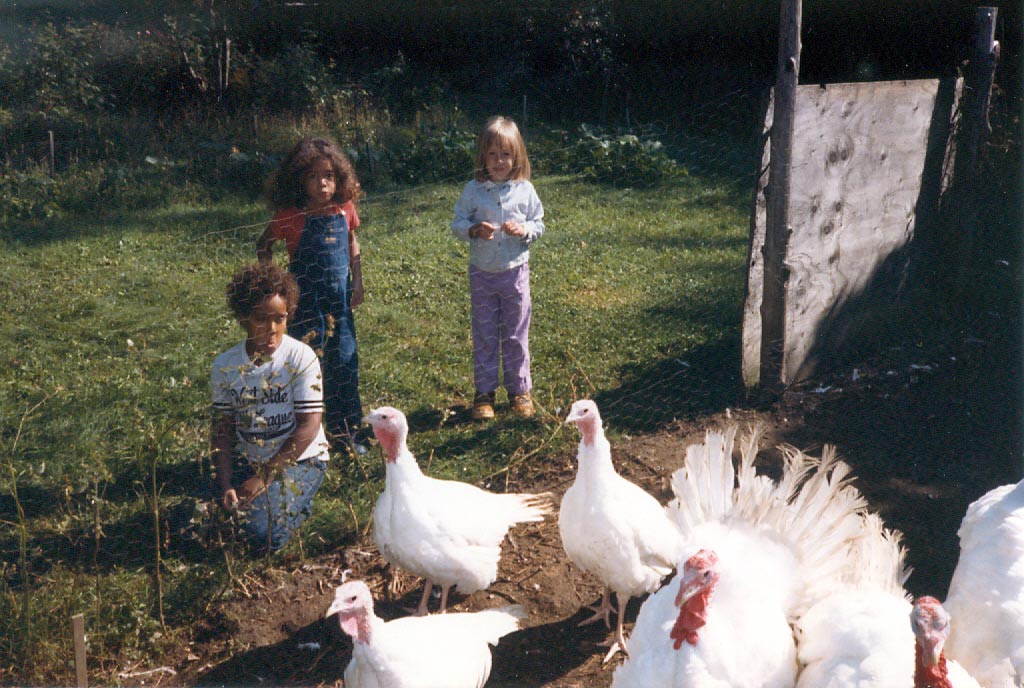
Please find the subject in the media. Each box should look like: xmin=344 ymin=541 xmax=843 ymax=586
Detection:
xmin=257 ymin=137 xmax=366 ymax=454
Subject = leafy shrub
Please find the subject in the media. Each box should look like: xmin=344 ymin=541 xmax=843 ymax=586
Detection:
xmin=546 ymin=124 xmax=682 ymax=187
xmin=250 ymin=44 xmax=343 ymax=113
xmin=91 ymin=28 xmax=181 ymax=113
xmin=383 ymin=126 xmax=475 ymax=185
xmin=1 ymin=22 xmax=106 ymax=116
xmin=0 ymin=169 xmax=60 ymax=224
xmin=362 ymin=54 xmax=449 ymax=122
xmin=186 ymin=142 xmax=277 ymax=198
xmin=0 ymin=160 xmax=199 ymax=228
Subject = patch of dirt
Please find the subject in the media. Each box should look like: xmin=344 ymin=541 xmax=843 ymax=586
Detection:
xmin=165 ymin=319 xmax=1019 ymax=688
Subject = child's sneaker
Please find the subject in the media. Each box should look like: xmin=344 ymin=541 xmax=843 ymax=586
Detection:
xmin=510 ymin=392 xmax=535 ymax=418
xmin=471 ymin=391 xmax=496 ymax=420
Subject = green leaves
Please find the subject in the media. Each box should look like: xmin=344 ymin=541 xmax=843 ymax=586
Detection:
xmin=544 ymin=124 xmax=683 ymax=187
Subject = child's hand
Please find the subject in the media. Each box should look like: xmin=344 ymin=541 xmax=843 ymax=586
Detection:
xmin=501 ymin=221 xmax=525 ymax=237
xmin=471 ymin=222 xmax=497 ymax=240
xmin=236 ymin=475 xmax=267 ymax=504
xmin=351 ymin=283 xmax=364 ymax=308
xmin=221 ymin=488 xmax=240 ymax=511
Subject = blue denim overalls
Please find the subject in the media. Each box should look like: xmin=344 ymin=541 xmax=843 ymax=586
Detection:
xmin=288 ymin=211 xmax=362 ymax=439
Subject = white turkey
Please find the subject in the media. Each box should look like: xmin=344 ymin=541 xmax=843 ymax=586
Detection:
xmin=612 ymin=426 xmax=868 ymax=688
xmin=794 ymin=512 xmax=917 ymax=687
xmin=795 ymin=512 xmax=982 ymax=688
xmin=326 ymin=578 xmax=524 ymax=688
xmin=559 ymin=400 xmax=684 ymax=661
xmin=943 ymin=478 xmax=1024 ymax=688
xmin=365 ymin=406 xmax=553 ymax=615
xmin=910 ymin=596 xmax=982 ymax=688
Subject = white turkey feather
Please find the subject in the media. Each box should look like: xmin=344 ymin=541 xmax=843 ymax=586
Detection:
xmin=795 ymin=513 xmax=915 ymax=688
xmin=616 ymin=425 xmax=869 ymax=687
xmin=366 ymin=406 xmax=552 ymax=613
xmin=944 ymin=479 xmax=1024 ymax=688
xmin=327 ymin=579 xmax=523 ymax=688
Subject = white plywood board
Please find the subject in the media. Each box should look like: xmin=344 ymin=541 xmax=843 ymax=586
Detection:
xmin=743 ymin=79 xmax=944 ymax=386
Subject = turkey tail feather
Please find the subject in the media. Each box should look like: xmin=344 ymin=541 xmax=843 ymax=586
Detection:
xmin=771 ymin=445 xmax=870 ymax=615
xmin=669 ymin=424 xmax=872 ymax=617
xmin=474 ymin=605 xmax=527 ymax=644
xmin=503 ymin=491 xmax=555 ymax=523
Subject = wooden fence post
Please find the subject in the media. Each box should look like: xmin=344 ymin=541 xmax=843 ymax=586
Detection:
xmin=759 ymin=0 xmax=801 ymax=388
xmin=365 ymin=140 xmax=375 ymax=183
xmin=72 ymin=613 xmax=87 ymax=688
xmin=48 ymin=131 xmax=56 ymax=178
xmin=954 ymin=6 xmax=999 ymax=292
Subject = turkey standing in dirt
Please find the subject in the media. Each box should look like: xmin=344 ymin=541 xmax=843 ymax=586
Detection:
xmin=365 ymin=406 xmax=553 ymax=615
xmin=612 ymin=427 xmax=867 ymax=687
xmin=559 ymin=399 xmax=684 ymax=661
xmin=326 ymin=578 xmax=524 ymax=688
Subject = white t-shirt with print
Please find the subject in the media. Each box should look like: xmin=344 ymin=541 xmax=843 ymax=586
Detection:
xmin=211 ymin=334 xmax=329 ymax=464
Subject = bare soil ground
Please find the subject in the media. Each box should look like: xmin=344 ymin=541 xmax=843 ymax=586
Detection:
xmin=167 ymin=315 xmax=1020 ymax=688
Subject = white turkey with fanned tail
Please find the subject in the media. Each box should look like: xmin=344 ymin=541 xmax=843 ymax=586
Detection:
xmin=612 ymin=426 xmax=868 ymax=688
xmin=794 ymin=512 xmax=916 ymax=687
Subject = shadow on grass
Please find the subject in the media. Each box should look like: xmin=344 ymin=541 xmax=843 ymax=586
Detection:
xmin=599 ymin=341 xmax=746 ymax=435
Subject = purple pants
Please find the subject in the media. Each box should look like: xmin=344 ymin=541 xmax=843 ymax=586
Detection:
xmin=470 ymin=263 xmax=532 ymax=395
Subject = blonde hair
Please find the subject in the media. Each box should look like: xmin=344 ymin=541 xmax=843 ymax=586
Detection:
xmin=473 ymin=116 xmax=531 ymax=182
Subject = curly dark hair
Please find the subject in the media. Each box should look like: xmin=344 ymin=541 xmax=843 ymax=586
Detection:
xmin=265 ymin=137 xmax=363 ymax=210
xmin=225 ymin=263 xmax=299 ymax=319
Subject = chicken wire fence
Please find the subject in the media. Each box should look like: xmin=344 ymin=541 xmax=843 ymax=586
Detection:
xmin=0 ymin=81 xmax=774 ymax=622
xmin=0 ymin=82 xmax=770 ymax=554
xmin=18 ymin=66 xmax=1021 ymax=680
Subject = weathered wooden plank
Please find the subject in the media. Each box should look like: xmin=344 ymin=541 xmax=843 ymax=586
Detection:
xmin=743 ymin=78 xmax=952 ymax=386
xmin=742 ymin=95 xmax=771 ymax=388
xmin=781 ymin=79 xmax=940 ymax=383
xmin=72 ymin=613 xmax=87 ymax=688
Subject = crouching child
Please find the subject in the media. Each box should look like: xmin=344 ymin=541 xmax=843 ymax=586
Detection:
xmin=209 ymin=263 xmax=330 ymax=552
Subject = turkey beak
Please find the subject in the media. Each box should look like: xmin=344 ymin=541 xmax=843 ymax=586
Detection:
xmin=326 ymin=597 xmax=344 ymax=618
xmin=922 ymin=636 xmax=944 ymax=667
xmin=674 ymin=576 xmax=703 ymax=608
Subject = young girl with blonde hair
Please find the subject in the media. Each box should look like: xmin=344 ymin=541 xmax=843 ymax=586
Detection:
xmin=451 ymin=116 xmax=545 ymax=420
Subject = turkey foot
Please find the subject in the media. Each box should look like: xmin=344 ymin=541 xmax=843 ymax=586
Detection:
xmin=598 ymin=593 xmax=628 ymax=663
xmin=598 ymin=633 xmax=628 ymax=663
xmin=578 ymin=587 xmax=614 ymax=628
xmin=413 ymin=581 xmax=434 ymax=616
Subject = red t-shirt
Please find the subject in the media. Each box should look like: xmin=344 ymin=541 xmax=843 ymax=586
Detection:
xmin=267 ymin=202 xmax=360 ymax=259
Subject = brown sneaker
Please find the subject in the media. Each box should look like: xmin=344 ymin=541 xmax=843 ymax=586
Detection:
xmin=510 ymin=392 xmax=535 ymax=418
xmin=471 ymin=392 xmax=496 ymax=420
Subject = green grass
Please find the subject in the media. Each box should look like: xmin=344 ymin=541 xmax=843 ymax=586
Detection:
xmin=0 ymin=171 xmax=750 ymax=683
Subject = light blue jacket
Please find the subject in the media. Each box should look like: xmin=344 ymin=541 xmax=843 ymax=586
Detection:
xmin=451 ymin=179 xmax=545 ymax=272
